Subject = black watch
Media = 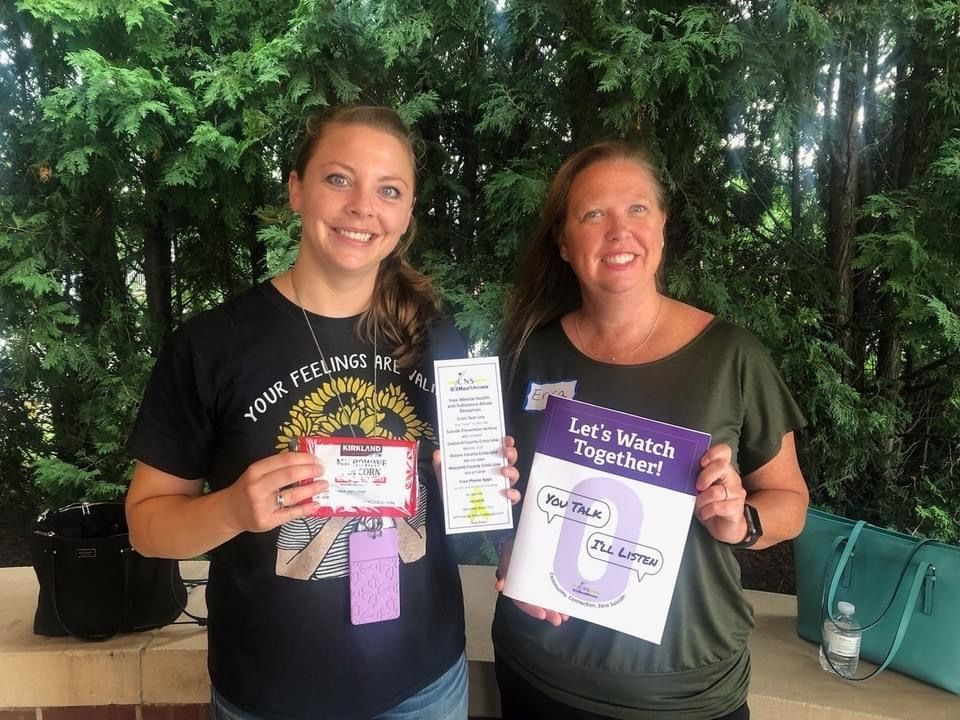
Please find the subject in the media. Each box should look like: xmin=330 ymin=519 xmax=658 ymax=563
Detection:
xmin=731 ymin=503 xmax=763 ymax=548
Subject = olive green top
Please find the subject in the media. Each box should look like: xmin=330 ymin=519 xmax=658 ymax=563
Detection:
xmin=493 ymin=317 xmax=806 ymax=719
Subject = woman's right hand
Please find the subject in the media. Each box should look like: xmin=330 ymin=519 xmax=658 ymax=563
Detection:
xmin=224 ymin=452 xmax=328 ymax=533
xmin=494 ymin=537 xmax=569 ymax=627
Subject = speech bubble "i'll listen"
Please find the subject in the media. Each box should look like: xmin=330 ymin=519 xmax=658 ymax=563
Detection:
xmin=585 ymin=531 xmax=663 ymax=583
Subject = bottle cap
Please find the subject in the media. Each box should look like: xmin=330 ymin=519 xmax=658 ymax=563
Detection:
xmin=837 ymin=601 xmax=855 ymax=615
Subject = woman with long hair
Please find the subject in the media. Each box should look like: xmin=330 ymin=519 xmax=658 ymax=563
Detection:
xmin=492 ymin=141 xmax=808 ymax=719
xmin=126 ymin=106 xmax=518 ymax=720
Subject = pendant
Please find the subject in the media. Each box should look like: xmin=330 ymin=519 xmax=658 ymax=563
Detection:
xmin=348 ymin=525 xmax=400 ymax=625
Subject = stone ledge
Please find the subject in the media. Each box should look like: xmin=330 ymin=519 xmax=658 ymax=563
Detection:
xmin=2 ymin=563 xmax=959 ymax=719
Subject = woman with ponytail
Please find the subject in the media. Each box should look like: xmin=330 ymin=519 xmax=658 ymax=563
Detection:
xmin=126 ymin=106 xmax=519 ymax=720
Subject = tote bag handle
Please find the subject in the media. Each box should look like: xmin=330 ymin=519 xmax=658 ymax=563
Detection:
xmin=820 ymin=522 xmax=937 ymax=681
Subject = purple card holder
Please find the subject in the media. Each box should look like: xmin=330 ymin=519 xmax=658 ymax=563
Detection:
xmin=349 ymin=527 xmax=400 ymax=625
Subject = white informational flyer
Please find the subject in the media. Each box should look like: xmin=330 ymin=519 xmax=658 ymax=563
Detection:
xmin=503 ymin=395 xmax=711 ymax=643
xmin=433 ymin=356 xmax=513 ymax=534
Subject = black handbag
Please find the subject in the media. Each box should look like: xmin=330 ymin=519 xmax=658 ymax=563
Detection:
xmin=30 ymin=501 xmax=193 ymax=641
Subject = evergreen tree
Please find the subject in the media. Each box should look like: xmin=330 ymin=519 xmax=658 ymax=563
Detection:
xmin=1 ymin=0 xmax=957 ymax=550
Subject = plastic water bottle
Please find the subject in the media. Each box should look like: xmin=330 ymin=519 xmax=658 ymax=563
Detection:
xmin=819 ymin=601 xmax=861 ymax=677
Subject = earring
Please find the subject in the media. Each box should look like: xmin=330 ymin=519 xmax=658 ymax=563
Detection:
xmin=661 ymin=240 xmax=665 ymax=249
xmin=560 ymin=247 xmax=569 ymax=261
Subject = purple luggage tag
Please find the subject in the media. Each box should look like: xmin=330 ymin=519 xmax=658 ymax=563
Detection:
xmin=349 ymin=524 xmax=400 ymax=625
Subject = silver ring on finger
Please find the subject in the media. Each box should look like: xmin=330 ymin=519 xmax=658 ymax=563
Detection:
xmin=276 ymin=491 xmax=285 ymax=509
xmin=723 ymin=485 xmax=729 ymax=502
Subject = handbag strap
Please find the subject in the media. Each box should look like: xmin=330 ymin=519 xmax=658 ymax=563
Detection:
xmin=819 ymin=518 xmax=939 ymax=681
xmin=824 ymin=560 xmax=934 ymax=681
xmin=168 ymin=561 xmax=207 ymax=628
xmin=49 ymin=546 xmax=132 ymax=642
xmin=825 ymin=520 xmax=866 ymax=620
xmin=825 ymin=522 xmax=936 ymax=631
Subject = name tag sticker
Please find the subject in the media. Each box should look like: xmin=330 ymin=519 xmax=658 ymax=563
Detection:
xmin=523 ymin=379 xmax=578 ymax=412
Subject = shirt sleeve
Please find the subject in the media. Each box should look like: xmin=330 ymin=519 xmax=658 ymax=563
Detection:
xmin=736 ymin=330 xmax=807 ymax=476
xmin=126 ymin=327 xmax=217 ymax=480
xmin=428 ymin=316 xmax=469 ymax=361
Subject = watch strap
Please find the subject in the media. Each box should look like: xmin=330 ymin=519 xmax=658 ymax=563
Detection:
xmin=731 ymin=503 xmax=762 ymax=548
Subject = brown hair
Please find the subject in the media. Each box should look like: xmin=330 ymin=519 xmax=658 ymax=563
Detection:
xmin=500 ymin=141 xmax=667 ymax=383
xmin=292 ymin=106 xmax=440 ymax=369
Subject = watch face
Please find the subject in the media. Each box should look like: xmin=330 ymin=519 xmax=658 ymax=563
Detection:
xmin=740 ymin=504 xmax=762 ymax=547
xmin=746 ymin=503 xmax=762 ymax=535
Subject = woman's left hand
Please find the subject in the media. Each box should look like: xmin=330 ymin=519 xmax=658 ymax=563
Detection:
xmin=432 ymin=435 xmax=522 ymax=505
xmin=694 ymin=443 xmax=748 ymax=544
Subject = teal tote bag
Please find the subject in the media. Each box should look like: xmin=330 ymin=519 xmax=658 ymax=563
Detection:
xmin=793 ymin=508 xmax=960 ymax=694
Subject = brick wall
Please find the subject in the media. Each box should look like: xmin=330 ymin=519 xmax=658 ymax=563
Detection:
xmin=0 ymin=710 xmax=500 ymax=719
xmin=0 ymin=706 xmax=208 ymax=720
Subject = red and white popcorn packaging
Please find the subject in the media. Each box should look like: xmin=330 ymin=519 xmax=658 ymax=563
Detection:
xmin=295 ymin=436 xmax=418 ymax=518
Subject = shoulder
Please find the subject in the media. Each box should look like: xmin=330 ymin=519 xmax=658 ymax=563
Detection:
xmin=427 ymin=316 xmax=468 ymax=360
xmin=664 ymin=300 xmax=768 ymax=357
xmin=162 ymin=283 xmax=279 ymax=360
xmin=695 ymin=319 xmax=795 ymax=402
xmin=658 ymin=299 xmax=714 ymax=350
xmin=701 ymin=318 xmax=773 ymax=358
xmin=524 ymin=317 xmax=567 ymax=352
xmin=511 ymin=319 xmax=570 ymax=378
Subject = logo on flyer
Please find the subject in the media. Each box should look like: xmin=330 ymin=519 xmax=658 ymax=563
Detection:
xmin=448 ymin=371 xmax=490 ymax=391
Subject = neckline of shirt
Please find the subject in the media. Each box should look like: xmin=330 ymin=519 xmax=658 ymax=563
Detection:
xmin=559 ymin=315 xmax=723 ymax=369
xmin=260 ymin=279 xmax=364 ymax=325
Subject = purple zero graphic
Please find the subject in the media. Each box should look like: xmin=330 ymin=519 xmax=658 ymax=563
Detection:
xmin=536 ymin=396 xmax=710 ymax=604
xmin=554 ymin=475 xmax=644 ymax=602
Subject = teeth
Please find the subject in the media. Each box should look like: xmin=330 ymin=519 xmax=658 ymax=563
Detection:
xmin=338 ymin=229 xmax=373 ymax=242
xmin=603 ymin=253 xmax=636 ymax=265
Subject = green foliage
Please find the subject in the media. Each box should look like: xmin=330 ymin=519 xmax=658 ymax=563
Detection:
xmin=32 ymin=455 xmax=127 ymax=506
xmin=1 ymin=0 xmax=958 ymax=560
xmin=257 ymin=212 xmax=301 ymax=278
xmin=925 ymin=296 xmax=960 ymax=352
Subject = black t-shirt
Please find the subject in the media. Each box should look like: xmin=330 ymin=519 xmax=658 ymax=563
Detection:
xmin=493 ymin=318 xmax=807 ymax=719
xmin=128 ymin=282 xmax=467 ymax=720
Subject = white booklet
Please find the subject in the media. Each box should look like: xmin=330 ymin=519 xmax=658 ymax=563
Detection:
xmin=503 ymin=395 xmax=711 ymax=643
xmin=433 ymin=356 xmax=513 ymax=534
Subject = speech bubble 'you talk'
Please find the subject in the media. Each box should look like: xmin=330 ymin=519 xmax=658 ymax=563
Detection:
xmin=537 ymin=485 xmax=611 ymax=528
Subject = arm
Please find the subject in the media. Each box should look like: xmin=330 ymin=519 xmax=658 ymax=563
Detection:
xmin=694 ymin=432 xmax=808 ymax=550
xmin=125 ymin=453 xmax=327 ymax=559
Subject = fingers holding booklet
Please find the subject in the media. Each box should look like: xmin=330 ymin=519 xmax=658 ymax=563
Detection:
xmin=494 ymin=535 xmax=570 ymax=626
xmin=500 ymin=395 xmax=711 ymax=644
xmin=431 ymin=437 xmax=521 ymax=506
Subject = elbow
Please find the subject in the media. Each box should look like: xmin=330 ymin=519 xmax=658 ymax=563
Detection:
xmin=783 ymin=483 xmax=810 ymax=541
xmin=125 ymin=498 xmax=158 ymax=558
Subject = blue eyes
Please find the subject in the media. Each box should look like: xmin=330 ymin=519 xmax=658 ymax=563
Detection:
xmin=581 ymin=205 xmax=647 ymax=222
xmin=323 ymin=174 xmax=402 ymax=200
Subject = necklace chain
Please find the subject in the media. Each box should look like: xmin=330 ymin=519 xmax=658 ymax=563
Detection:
xmin=574 ymin=296 xmax=663 ymax=363
xmin=290 ymin=271 xmax=378 ymax=438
